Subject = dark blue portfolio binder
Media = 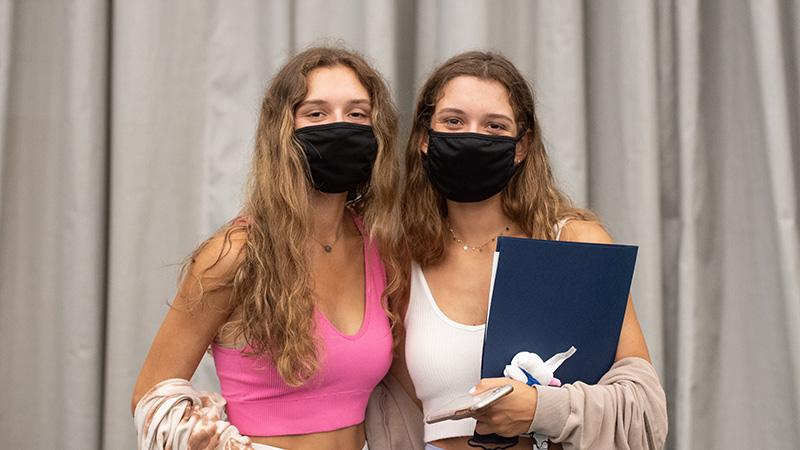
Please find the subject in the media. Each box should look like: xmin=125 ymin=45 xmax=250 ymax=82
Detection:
xmin=480 ymin=236 xmax=638 ymax=385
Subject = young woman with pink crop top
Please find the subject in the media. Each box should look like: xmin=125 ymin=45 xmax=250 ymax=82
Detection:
xmin=390 ymin=52 xmax=668 ymax=450
xmin=131 ymin=46 xmax=403 ymax=450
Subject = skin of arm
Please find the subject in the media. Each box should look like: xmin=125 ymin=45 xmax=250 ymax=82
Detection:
xmin=388 ymin=267 xmax=424 ymax=411
xmin=131 ymin=228 xmax=246 ymax=415
xmin=389 ymin=334 xmax=423 ymax=411
xmin=471 ymin=220 xmax=651 ymax=437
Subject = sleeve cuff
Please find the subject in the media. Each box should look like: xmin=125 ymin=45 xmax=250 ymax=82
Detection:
xmin=528 ymin=384 xmax=571 ymax=436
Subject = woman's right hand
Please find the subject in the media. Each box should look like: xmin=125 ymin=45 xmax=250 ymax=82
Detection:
xmin=471 ymin=377 xmax=538 ymax=438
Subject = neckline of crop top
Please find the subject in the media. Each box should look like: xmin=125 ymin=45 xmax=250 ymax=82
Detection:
xmin=316 ymin=208 xmax=372 ymax=339
xmin=221 ymin=207 xmax=374 ymax=346
xmin=414 ymin=262 xmax=485 ymax=331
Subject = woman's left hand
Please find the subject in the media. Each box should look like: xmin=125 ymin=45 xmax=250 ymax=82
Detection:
xmin=471 ymin=377 xmax=538 ymax=437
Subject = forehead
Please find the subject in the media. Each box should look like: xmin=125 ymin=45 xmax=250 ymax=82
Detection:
xmin=436 ymin=76 xmax=513 ymax=112
xmin=304 ymin=65 xmax=370 ymax=99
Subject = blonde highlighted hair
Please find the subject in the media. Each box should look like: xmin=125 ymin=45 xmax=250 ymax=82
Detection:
xmin=183 ymin=46 xmax=401 ymax=386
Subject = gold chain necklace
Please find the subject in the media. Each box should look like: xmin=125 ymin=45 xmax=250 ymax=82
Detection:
xmin=447 ymin=220 xmax=512 ymax=252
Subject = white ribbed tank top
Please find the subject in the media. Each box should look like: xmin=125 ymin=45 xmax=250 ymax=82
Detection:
xmin=405 ymin=219 xmax=571 ymax=443
xmin=405 ymin=261 xmax=485 ymax=442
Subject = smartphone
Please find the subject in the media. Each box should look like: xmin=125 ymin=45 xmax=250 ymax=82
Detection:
xmin=424 ymin=384 xmax=514 ymax=424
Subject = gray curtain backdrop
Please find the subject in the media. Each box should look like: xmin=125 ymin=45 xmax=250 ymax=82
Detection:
xmin=1 ymin=1 xmax=798 ymax=449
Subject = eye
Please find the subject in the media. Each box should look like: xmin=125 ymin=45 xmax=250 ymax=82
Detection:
xmin=486 ymin=121 xmax=514 ymax=135
xmin=296 ymin=106 xmax=325 ymax=119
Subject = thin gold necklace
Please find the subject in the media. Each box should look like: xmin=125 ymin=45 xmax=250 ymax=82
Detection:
xmin=447 ymin=219 xmax=512 ymax=252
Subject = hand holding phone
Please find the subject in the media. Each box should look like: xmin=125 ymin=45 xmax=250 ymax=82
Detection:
xmin=424 ymin=384 xmax=514 ymax=424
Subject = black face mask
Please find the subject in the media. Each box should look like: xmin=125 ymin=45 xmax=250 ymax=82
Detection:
xmin=422 ymin=129 xmax=521 ymax=202
xmin=295 ymin=122 xmax=379 ymax=194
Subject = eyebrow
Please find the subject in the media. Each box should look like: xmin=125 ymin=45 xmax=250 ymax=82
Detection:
xmin=435 ymin=107 xmax=465 ymax=116
xmin=435 ymin=108 xmax=514 ymax=123
xmin=297 ymin=99 xmax=371 ymax=108
xmin=486 ymin=113 xmax=514 ymax=122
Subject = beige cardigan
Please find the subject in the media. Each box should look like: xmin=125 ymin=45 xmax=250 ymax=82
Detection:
xmin=134 ymin=378 xmax=254 ymax=450
xmin=365 ymin=357 xmax=667 ymax=450
xmin=531 ymin=357 xmax=667 ymax=449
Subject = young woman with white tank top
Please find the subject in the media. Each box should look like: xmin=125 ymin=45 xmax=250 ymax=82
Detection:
xmin=392 ymin=51 xmax=668 ymax=450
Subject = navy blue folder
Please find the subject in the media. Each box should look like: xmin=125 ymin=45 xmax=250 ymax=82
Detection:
xmin=480 ymin=236 xmax=638 ymax=385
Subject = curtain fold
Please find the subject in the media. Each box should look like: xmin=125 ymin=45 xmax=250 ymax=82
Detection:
xmin=527 ymin=1 xmax=588 ymax=206
xmin=673 ymin=1 xmax=702 ymax=448
xmin=0 ymin=1 xmax=109 ymax=449
xmin=584 ymin=0 xmax=664 ymax=377
xmin=0 ymin=0 xmax=12 ymax=197
xmin=750 ymin=0 xmax=800 ymax=441
xmin=1 ymin=1 xmax=798 ymax=449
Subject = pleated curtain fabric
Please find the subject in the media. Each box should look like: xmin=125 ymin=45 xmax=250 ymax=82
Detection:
xmin=0 ymin=1 xmax=798 ymax=449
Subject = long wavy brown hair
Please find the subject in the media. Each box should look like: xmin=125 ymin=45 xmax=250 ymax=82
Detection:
xmin=401 ymin=51 xmax=599 ymax=270
xmin=183 ymin=46 xmax=401 ymax=386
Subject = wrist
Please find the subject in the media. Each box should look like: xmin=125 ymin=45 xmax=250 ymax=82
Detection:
xmin=526 ymin=384 xmax=539 ymax=434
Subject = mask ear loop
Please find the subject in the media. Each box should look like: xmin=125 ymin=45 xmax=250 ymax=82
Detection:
xmin=513 ymin=127 xmax=530 ymax=165
xmin=513 ymin=126 xmax=529 ymax=141
xmin=423 ymin=122 xmax=436 ymax=136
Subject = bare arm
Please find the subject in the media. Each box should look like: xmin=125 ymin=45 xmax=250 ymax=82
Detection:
xmin=386 ymin=261 xmax=423 ymax=410
xmin=388 ymin=334 xmax=423 ymax=411
xmin=131 ymin=228 xmax=246 ymax=415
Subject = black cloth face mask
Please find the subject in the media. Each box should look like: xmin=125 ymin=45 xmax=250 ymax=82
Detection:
xmin=295 ymin=122 xmax=379 ymax=193
xmin=422 ymin=129 xmax=521 ymax=202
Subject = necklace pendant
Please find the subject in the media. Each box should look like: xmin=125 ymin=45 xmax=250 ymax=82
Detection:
xmin=463 ymin=245 xmax=469 ymax=250
xmin=323 ymin=245 xmax=332 ymax=253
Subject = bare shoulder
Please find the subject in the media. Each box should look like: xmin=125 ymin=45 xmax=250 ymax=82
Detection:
xmin=189 ymin=225 xmax=248 ymax=280
xmin=559 ymin=220 xmax=613 ymax=245
xmin=177 ymin=224 xmax=249 ymax=312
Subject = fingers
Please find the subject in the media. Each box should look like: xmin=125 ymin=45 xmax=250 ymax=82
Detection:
xmin=471 ymin=377 xmax=513 ymax=395
xmin=470 ymin=381 xmax=538 ymax=437
xmin=474 ymin=420 xmax=491 ymax=436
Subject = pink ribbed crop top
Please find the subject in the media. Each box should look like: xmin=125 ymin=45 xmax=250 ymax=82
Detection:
xmin=210 ymin=213 xmax=392 ymax=437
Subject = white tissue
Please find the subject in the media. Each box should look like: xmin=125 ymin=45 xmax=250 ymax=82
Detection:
xmin=503 ymin=365 xmax=529 ymax=383
xmin=544 ymin=346 xmax=577 ymax=372
xmin=503 ymin=346 xmax=577 ymax=386
xmin=514 ymin=352 xmax=554 ymax=386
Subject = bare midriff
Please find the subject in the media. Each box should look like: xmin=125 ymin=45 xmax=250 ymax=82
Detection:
xmin=249 ymin=422 xmax=365 ymax=450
